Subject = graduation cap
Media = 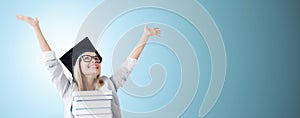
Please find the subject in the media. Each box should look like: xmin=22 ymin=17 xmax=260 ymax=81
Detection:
xmin=59 ymin=37 xmax=102 ymax=75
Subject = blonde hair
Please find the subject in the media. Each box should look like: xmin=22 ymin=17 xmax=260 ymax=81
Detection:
xmin=73 ymin=54 xmax=104 ymax=91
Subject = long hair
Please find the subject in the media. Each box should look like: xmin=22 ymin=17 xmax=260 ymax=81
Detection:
xmin=73 ymin=54 xmax=104 ymax=91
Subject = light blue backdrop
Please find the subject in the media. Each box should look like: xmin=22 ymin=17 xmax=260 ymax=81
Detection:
xmin=0 ymin=0 xmax=299 ymax=118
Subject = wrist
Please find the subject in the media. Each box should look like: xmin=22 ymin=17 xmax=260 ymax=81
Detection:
xmin=142 ymin=32 xmax=151 ymax=37
xmin=32 ymin=25 xmax=40 ymax=30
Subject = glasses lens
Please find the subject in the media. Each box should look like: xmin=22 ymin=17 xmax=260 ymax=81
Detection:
xmin=82 ymin=55 xmax=91 ymax=62
xmin=94 ymin=57 xmax=100 ymax=63
xmin=81 ymin=55 xmax=101 ymax=63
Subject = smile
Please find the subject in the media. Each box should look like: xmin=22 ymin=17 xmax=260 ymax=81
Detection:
xmin=89 ymin=65 xmax=98 ymax=69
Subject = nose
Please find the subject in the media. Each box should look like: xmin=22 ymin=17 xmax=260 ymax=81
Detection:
xmin=91 ymin=58 xmax=96 ymax=63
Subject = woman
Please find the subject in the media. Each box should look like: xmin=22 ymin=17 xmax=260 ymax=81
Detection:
xmin=16 ymin=15 xmax=160 ymax=118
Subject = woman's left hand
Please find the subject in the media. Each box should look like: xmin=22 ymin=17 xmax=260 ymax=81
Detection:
xmin=143 ymin=25 xmax=160 ymax=37
xmin=129 ymin=25 xmax=160 ymax=59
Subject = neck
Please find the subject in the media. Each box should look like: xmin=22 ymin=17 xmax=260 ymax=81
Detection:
xmin=83 ymin=76 xmax=95 ymax=90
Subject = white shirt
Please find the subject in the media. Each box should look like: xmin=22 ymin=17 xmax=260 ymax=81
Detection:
xmin=43 ymin=51 xmax=137 ymax=118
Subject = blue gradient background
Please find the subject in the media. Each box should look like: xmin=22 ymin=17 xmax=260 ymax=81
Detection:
xmin=1 ymin=0 xmax=299 ymax=118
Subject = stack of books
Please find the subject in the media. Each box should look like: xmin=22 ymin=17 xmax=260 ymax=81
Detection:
xmin=71 ymin=90 xmax=113 ymax=118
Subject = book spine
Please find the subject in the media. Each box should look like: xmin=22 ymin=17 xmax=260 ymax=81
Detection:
xmin=72 ymin=91 xmax=112 ymax=97
xmin=73 ymin=96 xmax=113 ymax=101
xmin=73 ymin=100 xmax=111 ymax=108
xmin=74 ymin=114 xmax=112 ymax=118
xmin=72 ymin=108 xmax=112 ymax=115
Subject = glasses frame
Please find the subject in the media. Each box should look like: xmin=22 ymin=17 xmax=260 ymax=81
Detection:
xmin=80 ymin=55 xmax=102 ymax=63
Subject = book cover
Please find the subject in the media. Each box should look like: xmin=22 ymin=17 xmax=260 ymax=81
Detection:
xmin=74 ymin=113 xmax=112 ymax=118
xmin=72 ymin=90 xmax=112 ymax=97
xmin=74 ymin=95 xmax=113 ymax=101
xmin=73 ymin=100 xmax=111 ymax=108
xmin=72 ymin=108 xmax=112 ymax=115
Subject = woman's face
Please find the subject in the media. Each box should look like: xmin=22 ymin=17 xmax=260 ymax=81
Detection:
xmin=80 ymin=52 xmax=101 ymax=78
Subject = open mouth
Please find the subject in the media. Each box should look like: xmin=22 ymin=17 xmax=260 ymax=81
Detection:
xmin=88 ymin=65 xmax=98 ymax=69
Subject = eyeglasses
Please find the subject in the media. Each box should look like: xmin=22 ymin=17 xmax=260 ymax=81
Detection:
xmin=81 ymin=55 xmax=102 ymax=63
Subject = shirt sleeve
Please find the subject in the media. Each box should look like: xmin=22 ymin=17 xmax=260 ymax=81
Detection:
xmin=43 ymin=51 xmax=72 ymax=98
xmin=110 ymin=58 xmax=137 ymax=90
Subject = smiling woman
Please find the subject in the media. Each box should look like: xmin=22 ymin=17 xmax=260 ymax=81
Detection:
xmin=59 ymin=38 xmax=104 ymax=91
xmin=16 ymin=14 xmax=160 ymax=118
xmin=75 ymin=52 xmax=103 ymax=91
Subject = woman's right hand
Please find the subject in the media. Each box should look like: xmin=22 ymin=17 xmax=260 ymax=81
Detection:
xmin=16 ymin=15 xmax=39 ymax=28
xmin=16 ymin=14 xmax=51 ymax=51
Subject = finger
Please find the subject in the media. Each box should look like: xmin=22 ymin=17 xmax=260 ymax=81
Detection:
xmin=24 ymin=17 xmax=32 ymax=22
xmin=19 ymin=15 xmax=31 ymax=21
xmin=16 ymin=14 xmax=26 ymax=20
xmin=35 ymin=17 xmax=39 ymax=22
xmin=156 ymin=30 xmax=160 ymax=34
xmin=155 ymin=30 xmax=160 ymax=34
xmin=16 ymin=15 xmax=21 ymax=19
xmin=155 ymin=31 xmax=159 ymax=35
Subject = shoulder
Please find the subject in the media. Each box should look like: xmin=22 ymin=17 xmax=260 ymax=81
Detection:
xmin=101 ymin=75 xmax=109 ymax=81
xmin=101 ymin=75 xmax=116 ymax=90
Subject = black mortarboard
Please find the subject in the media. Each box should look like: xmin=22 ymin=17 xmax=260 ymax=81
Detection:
xmin=59 ymin=37 xmax=102 ymax=75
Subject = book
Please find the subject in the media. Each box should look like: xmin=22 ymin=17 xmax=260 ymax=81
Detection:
xmin=72 ymin=91 xmax=113 ymax=118
xmin=74 ymin=113 xmax=113 ymax=118
xmin=72 ymin=90 xmax=113 ymax=118
xmin=74 ymin=95 xmax=113 ymax=101
xmin=72 ymin=90 xmax=112 ymax=97
xmin=73 ymin=100 xmax=111 ymax=108
xmin=72 ymin=108 xmax=112 ymax=115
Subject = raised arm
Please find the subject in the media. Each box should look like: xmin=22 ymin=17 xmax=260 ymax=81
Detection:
xmin=17 ymin=15 xmax=71 ymax=98
xmin=129 ymin=25 xmax=160 ymax=59
xmin=109 ymin=26 xmax=160 ymax=89
xmin=16 ymin=15 xmax=51 ymax=52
